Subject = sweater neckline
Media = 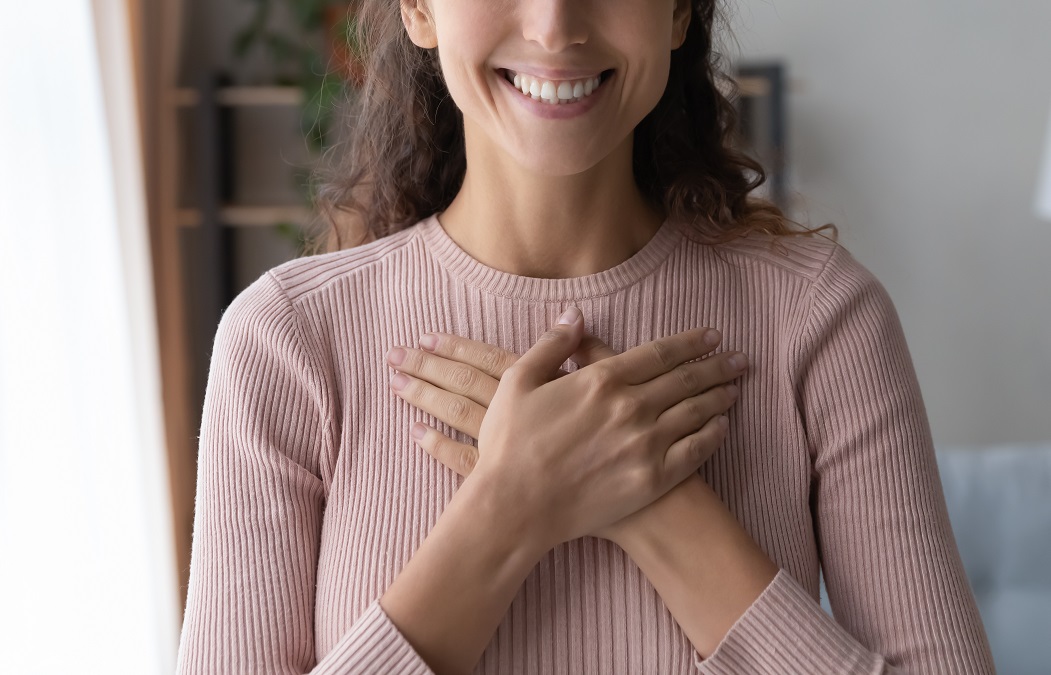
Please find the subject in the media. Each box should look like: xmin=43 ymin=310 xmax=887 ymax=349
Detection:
xmin=418 ymin=213 xmax=684 ymax=301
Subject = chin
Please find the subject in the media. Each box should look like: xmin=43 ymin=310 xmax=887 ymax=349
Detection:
xmin=518 ymin=157 xmax=599 ymax=177
xmin=509 ymin=141 xmax=616 ymax=178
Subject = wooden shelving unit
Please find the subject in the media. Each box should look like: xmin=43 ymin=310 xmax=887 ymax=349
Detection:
xmin=177 ymin=205 xmax=314 ymax=228
xmin=171 ymin=85 xmax=304 ymax=108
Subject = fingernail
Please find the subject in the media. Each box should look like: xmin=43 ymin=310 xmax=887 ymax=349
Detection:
xmin=558 ymin=307 xmax=581 ymax=325
xmin=391 ymin=373 xmax=409 ymax=390
xmin=718 ymin=415 xmax=729 ymax=430
xmin=419 ymin=334 xmax=438 ymax=351
xmin=386 ymin=347 xmax=406 ymax=366
xmin=704 ymin=329 xmax=721 ymax=346
xmin=726 ymin=384 xmax=740 ymax=398
xmin=728 ymin=353 xmax=748 ymax=371
xmin=411 ymin=423 xmax=427 ymax=441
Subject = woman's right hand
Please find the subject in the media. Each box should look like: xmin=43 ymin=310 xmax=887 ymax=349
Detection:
xmin=468 ymin=306 xmax=745 ymax=550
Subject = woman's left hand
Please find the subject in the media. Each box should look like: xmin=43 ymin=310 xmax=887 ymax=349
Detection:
xmin=386 ymin=332 xmax=618 ymax=473
xmin=385 ymin=331 xmax=731 ymax=544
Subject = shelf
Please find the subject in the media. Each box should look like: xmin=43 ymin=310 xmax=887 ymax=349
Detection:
xmin=736 ymin=76 xmax=771 ymax=97
xmin=178 ymin=205 xmax=315 ymax=228
xmin=171 ymin=86 xmax=303 ymax=108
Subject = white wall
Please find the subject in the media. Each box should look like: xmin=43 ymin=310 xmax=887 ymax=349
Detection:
xmin=732 ymin=0 xmax=1051 ymax=445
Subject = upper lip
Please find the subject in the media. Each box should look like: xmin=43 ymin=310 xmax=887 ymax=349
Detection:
xmin=499 ymin=66 xmax=609 ymax=81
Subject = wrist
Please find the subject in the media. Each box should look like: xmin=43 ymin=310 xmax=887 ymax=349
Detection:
xmin=456 ymin=468 xmax=555 ymax=562
xmin=611 ymin=476 xmax=779 ymax=658
xmin=379 ymin=469 xmax=551 ymax=673
xmin=609 ymin=473 xmax=711 ymax=552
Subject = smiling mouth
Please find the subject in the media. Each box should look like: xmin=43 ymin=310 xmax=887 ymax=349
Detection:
xmin=499 ymin=68 xmax=614 ymax=105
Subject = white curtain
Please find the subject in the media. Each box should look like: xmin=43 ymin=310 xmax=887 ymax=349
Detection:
xmin=0 ymin=2 xmax=179 ymax=673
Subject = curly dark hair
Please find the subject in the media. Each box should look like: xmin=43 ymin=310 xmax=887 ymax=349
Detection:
xmin=306 ymin=0 xmax=831 ymax=255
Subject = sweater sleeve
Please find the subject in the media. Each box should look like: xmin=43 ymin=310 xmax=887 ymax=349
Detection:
xmin=176 ymin=272 xmax=432 ymax=675
xmin=697 ymin=245 xmax=996 ymax=674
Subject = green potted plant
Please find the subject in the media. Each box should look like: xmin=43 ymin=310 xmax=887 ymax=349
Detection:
xmin=232 ymin=0 xmax=365 ymax=251
xmin=233 ymin=0 xmax=364 ymax=151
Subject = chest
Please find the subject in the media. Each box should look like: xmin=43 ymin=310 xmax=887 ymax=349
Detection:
xmin=311 ymin=291 xmax=819 ymax=670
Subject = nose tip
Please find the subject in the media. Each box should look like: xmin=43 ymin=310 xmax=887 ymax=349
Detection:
xmin=521 ymin=1 xmax=589 ymax=51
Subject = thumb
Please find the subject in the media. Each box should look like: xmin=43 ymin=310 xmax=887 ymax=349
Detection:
xmin=513 ymin=307 xmax=585 ymax=386
xmin=572 ymin=333 xmax=617 ymax=367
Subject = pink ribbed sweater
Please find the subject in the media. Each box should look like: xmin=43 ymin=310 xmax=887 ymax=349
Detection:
xmin=176 ymin=213 xmax=995 ymax=674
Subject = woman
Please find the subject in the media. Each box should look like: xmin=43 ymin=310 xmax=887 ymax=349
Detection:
xmin=176 ymin=0 xmax=996 ymax=673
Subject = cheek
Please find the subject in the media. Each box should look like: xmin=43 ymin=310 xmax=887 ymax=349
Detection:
xmin=435 ymin=50 xmax=491 ymax=121
xmin=622 ymin=50 xmax=672 ymax=119
xmin=432 ymin=26 xmax=501 ymax=111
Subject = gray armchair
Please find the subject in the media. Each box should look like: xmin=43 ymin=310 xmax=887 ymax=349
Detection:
xmin=819 ymin=444 xmax=1051 ymax=674
xmin=936 ymin=444 xmax=1051 ymax=673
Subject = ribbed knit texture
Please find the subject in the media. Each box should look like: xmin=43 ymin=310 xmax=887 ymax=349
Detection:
xmin=176 ymin=214 xmax=995 ymax=674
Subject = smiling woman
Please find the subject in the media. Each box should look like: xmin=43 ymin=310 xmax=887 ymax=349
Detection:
xmin=175 ymin=1 xmax=997 ymax=673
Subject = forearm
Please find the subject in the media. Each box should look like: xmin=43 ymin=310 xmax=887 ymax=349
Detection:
xmin=380 ymin=473 xmax=548 ymax=675
xmin=613 ymin=476 xmax=779 ymax=659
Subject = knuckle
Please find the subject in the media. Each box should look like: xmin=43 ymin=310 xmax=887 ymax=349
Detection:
xmin=686 ymin=396 xmax=707 ymax=420
xmin=457 ymin=446 xmax=477 ymax=474
xmin=480 ymin=347 xmax=510 ymax=376
xmin=674 ymin=365 xmax=700 ymax=393
xmin=689 ymin=435 xmax=712 ymax=463
xmin=449 ymin=364 xmax=476 ymax=392
xmin=449 ymin=340 xmax=470 ymax=362
xmin=701 ymin=421 xmax=728 ymax=452
xmin=637 ymin=464 xmax=663 ymax=494
xmin=404 ymin=348 xmax=425 ymax=372
xmin=538 ymin=328 xmax=568 ymax=346
xmin=582 ymin=376 xmax=607 ymax=403
xmin=650 ymin=339 xmax=677 ymax=370
xmin=635 ymin=430 xmax=661 ymax=459
xmin=613 ymin=392 xmax=644 ymax=418
xmin=503 ymin=362 xmax=527 ymax=386
xmin=445 ymin=397 xmax=471 ymax=425
xmin=589 ymin=362 xmax=618 ymax=389
xmin=427 ymin=433 xmax=446 ymax=457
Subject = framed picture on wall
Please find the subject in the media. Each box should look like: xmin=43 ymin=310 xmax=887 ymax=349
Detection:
xmin=733 ymin=62 xmax=787 ymax=209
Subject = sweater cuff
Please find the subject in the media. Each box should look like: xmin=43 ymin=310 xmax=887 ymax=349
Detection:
xmin=694 ymin=569 xmax=884 ymax=675
xmin=314 ymin=600 xmax=434 ymax=674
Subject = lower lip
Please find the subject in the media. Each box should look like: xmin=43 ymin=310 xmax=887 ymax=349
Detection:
xmin=497 ymin=69 xmax=612 ymax=120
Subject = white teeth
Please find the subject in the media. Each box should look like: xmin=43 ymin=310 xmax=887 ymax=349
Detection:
xmin=505 ymin=70 xmax=605 ymax=104
xmin=540 ymin=81 xmax=557 ymax=103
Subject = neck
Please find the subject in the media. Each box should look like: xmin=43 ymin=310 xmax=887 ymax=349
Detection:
xmin=437 ymin=129 xmax=665 ymax=279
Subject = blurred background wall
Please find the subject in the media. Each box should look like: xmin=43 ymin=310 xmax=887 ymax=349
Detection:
xmin=729 ymin=0 xmax=1051 ymax=446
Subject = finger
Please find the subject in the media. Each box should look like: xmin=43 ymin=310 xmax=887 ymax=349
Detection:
xmin=639 ymin=350 xmax=748 ymax=412
xmin=411 ymin=423 xmax=478 ymax=477
xmin=509 ymin=307 xmax=585 ymax=387
xmin=612 ymin=328 xmax=723 ymax=385
xmin=660 ymin=413 xmax=730 ymax=490
xmin=656 ymin=384 xmax=739 ymax=445
xmin=571 ymin=333 xmax=618 ymax=367
xmin=387 ymin=346 xmax=498 ymax=407
xmin=390 ymin=371 xmax=485 ymax=438
xmin=418 ymin=332 xmax=520 ymax=380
